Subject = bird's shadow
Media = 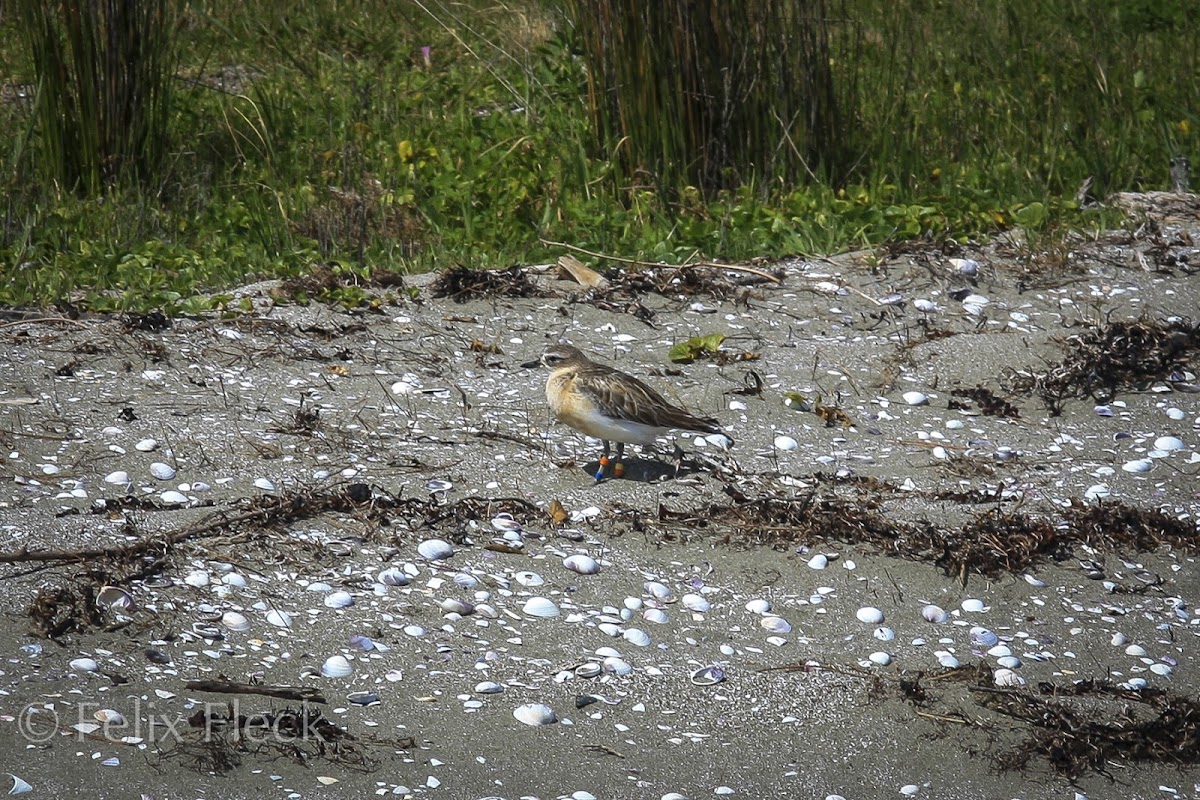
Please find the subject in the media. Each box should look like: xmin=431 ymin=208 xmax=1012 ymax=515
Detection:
xmin=581 ymin=458 xmax=706 ymax=483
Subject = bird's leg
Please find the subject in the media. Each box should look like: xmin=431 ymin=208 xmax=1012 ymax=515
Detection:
xmin=595 ymin=440 xmax=611 ymax=481
xmin=614 ymin=442 xmax=626 ymax=479
xmin=671 ymin=443 xmax=686 ymax=477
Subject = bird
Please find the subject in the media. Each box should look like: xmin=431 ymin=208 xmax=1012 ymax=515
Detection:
xmin=526 ymin=343 xmax=732 ymax=480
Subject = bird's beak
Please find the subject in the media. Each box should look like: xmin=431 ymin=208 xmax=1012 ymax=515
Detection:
xmin=520 ymin=357 xmax=542 ymax=369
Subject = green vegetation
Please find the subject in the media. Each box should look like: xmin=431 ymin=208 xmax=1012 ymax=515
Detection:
xmin=0 ymin=0 xmax=1194 ymax=311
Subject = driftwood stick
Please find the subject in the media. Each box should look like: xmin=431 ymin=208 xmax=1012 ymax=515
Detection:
xmin=184 ymin=679 xmax=327 ymax=704
xmin=539 ymin=238 xmax=783 ymax=283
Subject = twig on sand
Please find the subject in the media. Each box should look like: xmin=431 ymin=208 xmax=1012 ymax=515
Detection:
xmin=184 ymin=679 xmax=327 ymax=704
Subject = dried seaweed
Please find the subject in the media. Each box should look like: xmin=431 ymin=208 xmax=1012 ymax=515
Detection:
xmin=632 ymin=482 xmax=1197 ymax=579
xmin=429 ymin=265 xmax=548 ymax=302
xmin=1008 ymin=319 xmax=1200 ymax=414
xmin=949 ymin=386 xmax=1020 ymax=418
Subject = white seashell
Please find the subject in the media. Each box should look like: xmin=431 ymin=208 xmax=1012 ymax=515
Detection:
xmin=1154 ymin=435 xmax=1185 ymax=451
xmin=104 ymin=471 xmax=131 ymax=485
xmin=70 ymin=657 xmax=99 ymax=672
xmin=806 ymin=554 xmax=828 ymax=570
xmin=265 ymin=610 xmax=292 ymax=628
xmin=914 ymin=298 xmax=938 ymax=312
xmin=514 ymin=571 xmax=544 ymax=587
xmin=624 ymin=596 xmax=644 ymax=611
xmin=960 ymin=598 xmax=987 ymax=613
xmin=745 ymin=598 xmax=772 ymax=615
xmin=220 ymin=572 xmax=247 ymax=588
xmin=522 ymin=597 xmax=560 ymax=618
xmin=873 ymin=626 xmax=895 ymax=642
xmin=773 ymin=435 xmax=799 ymax=451
xmin=936 ymin=652 xmax=960 ymax=668
xmin=323 ymin=591 xmax=354 ymax=609
xmin=149 ymin=462 xmax=176 ymax=480
xmin=1121 ymin=458 xmax=1153 ymax=473
xmin=403 ymin=624 xmax=426 ymax=637
xmin=451 ymin=572 xmax=478 ymax=589
xmin=623 ymin=628 xmax=651 ymax=647
xmin=644 ymin=581 xmax=675 ymax=601
xmin=439 ymin=598 xmax=474 ymax=616
xmin=1166 ymin=407 xmax=1186 ymax=421
xmin=512 ymin=703 xmax=557 ymax=726
xmin=96 ymin=585 xmax=136 ymax=612
xmin=563 ymin=554 xmax=601 ymax=575
xmin=1150 ymin=663 xmax=1173 ymax=677
xmin=1084 ymin=484 xmax=1111 ymax=502
xmin=190 ymin=481 xmax=211 ymax=492
xmin=135 ymin=438 xmax=158 ymax=452
xmin=221 ymin=611 xmax=250 ymax=632
xmin=868 ymin=651 xmax=892 ymax=666
xmin=901 ymin=391 xmax=929 ymax=406
xmin=690 ymin=665 xmax=726 ymax=686
xmin=993 ymin=668 xmax=1025 ymax=687
xmin=320 ymin=655 xmax=352 ymax=678
xmin=575 ymin=662 xmax=602 ymax=679
xmin=760 ymin=616 xmax=792 ymax=634
xmin=642 ymin=608 xmax=669 ymax=625
xmin=970 ymin=627 xmax=999 ymax=647
xmin=254 ymin=477 xmax=276 ymax=491
xmin=602 ymin=656 xmax=632 ymax=675
xmin=417 ymin=539 xmax=454 ymax=560
xmin=183 ymin=570 xmax=210 ymax=588
xmin=426 ymin=479 xmax=453 ymax=493
xmin=92 ymin=708 xmax=126 ymax=726
xmin=378 ymin=567 xmax=410 ymax=586
xmin=856 ymin=606 xmax=884 ymax=624
xmin=491 ymin=515 xmax=522 ymax=533
xmin=921 ymin=604 xmax=948 ymax=623
xmin=996 ymin=656 xmax=1022 ymax=669
xmin=681 ymin=593 xmax=711 ymax=613
xmin=475 ymin=681 xmax=505 ymax=694
xmin=1124 ymin=644 xmax=1147 ymax=657
xmin=160 ymin=490 xmax=189 ymax=505
xmin=7 ymin=775 xmax=32 ymax=796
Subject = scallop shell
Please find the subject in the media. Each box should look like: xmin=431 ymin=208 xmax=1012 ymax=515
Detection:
xmin=417 ymin=538 xmax=454 ymax=560
xmin=760 ymin=616 xmax=792 ymax=634
xmin=960 ymin=598 xmax=987 ymax=613
xmin=135 ymin=438 xmax=158 ymax=452
xmin=901 ymin=391 xmax=929 ymax=406
xmin=873 ymin=626 xmax=896 ymax=642
xmin=94 ymin=708 xmax=126 ymax=725
xmin=602 ymin=656 xmax=632 ymax=675
xmin=936 ymin=652 xmax=960 ymax=668
xmin=868 ymin=651 xmax=892 ymax=666
xmin=522 ymin=597 xmax=560 ymax=618
xmin=104 ymin=470 xmax=131 ymax=485
xmin=1121 ymin=458 xmax=1153 ymax=473
xmin=320 ymin=655 xmax=352 ymax=678
xmin=513 ymin=703 xmax=557 ymax=726
xmin=773 ymin=435 xmax=799 ymax=451
xmin=70 ymin=657 xmax=99 ymax=672
xmin=806 ymin=553 xmax=828 ymax=570
xmin=160 ymin=490 xmax=189 ymax=505
xmin=254 ymin=477 xmax=276 ymax=491
xmin=1153 ymin=436 xmax=1185 ymax=451
xmin=475 ymin=681 xmax=505 ymax=694
xmin=575 ymin=662 xmax=602 ymax=679
xmin=856 ymin=606 xmax=884 ymax=624
xmin=681 ymin=593 xmax=711 ymax=613
xmin=563 ymin=554 xmax=601 ymax=575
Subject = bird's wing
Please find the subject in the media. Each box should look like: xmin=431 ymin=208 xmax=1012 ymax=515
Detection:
xmin=573 ymin=366 xmax=722 ymax=434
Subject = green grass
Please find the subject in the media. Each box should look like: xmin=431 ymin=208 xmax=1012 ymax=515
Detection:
xmin=0 ymin=0 xmax=1194 ymax=312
